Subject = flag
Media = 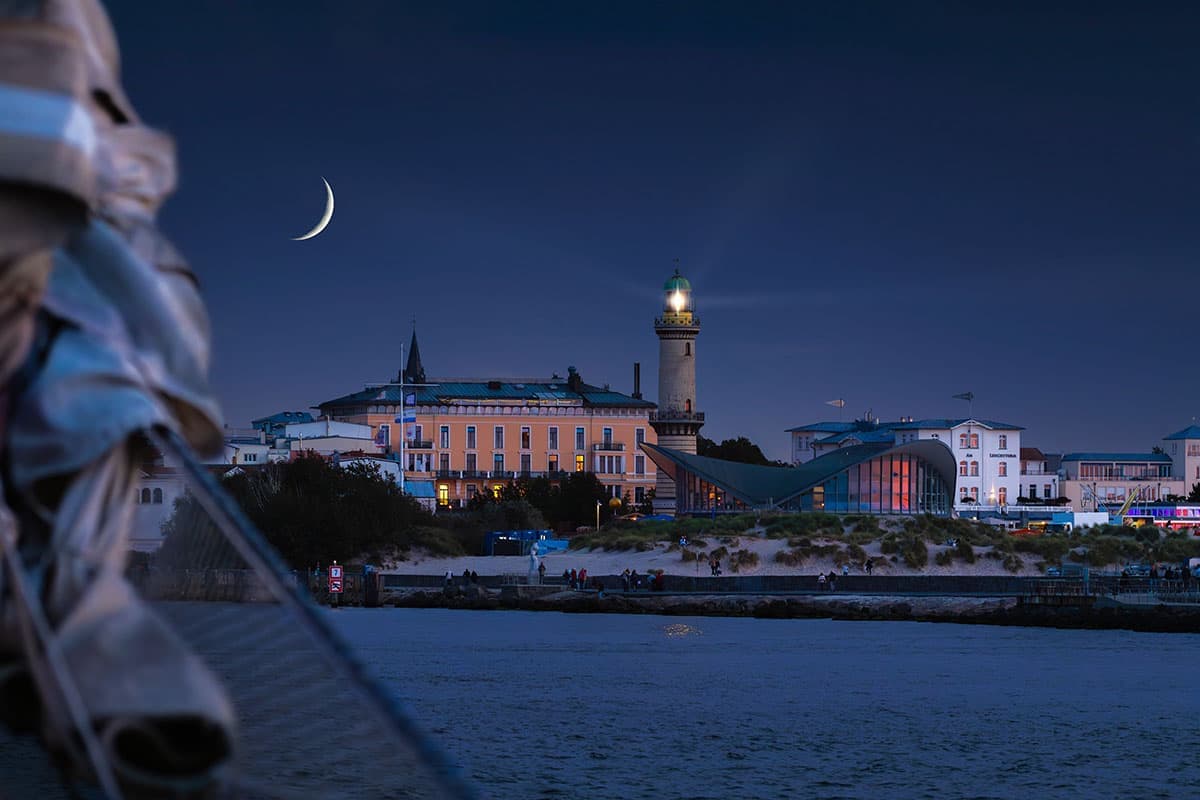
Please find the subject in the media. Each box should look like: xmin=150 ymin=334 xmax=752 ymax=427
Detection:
xmin=404 ymin=393 xmax=416 ymax=405
xmin=374 ymin=427 xmax=389 ymax=446
xmin=825 ymin=399 xmax=846 ymax=408
xmin=952 ymin=392 xmax=975 ymax=402
xmin=402 ymin=413 xmax=417 ymax=423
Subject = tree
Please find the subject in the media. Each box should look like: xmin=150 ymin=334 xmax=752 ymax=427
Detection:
xmin=159 ymin=455 xmax=437 ymax=568
xmin=697 ymin=435 xmax=787 ymax=466
xmin=1188 ymin=482 xmax=1200 ymax=503
xmin=637 ymin=487 xmax=655 ymax=515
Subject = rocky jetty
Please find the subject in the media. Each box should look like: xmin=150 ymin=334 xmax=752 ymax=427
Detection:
xmin=386 ymin=587 xmax=1200 ymax=633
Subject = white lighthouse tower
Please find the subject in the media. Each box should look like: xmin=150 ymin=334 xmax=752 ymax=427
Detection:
xmin=650 ymin=268 xmax=703 ymax=514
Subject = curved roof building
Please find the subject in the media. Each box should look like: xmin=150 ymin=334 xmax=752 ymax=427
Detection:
xmin=642 ymin=439 xmax=957 ymax=516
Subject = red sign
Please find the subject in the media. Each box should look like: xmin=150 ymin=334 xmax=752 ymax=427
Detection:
xmin=329 ymin=564 xmax=343 ymax=594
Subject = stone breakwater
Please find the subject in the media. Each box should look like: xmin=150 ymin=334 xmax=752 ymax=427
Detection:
xmin=384 ymin=587 xmax=1200 ymax=633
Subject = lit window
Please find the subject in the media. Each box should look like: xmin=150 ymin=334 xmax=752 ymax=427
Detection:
xmin=491 ymin=484 xmax=502 ymax=498
xmin=970 ymin=461 xmax=979 ymax=476
xmin=438 ymin=485 xmax=449 ymax=506
xmin=998 ymin=487 xmax=1007 ymax=505
xmin=549 ymin=455 xmax=559 ymax=472
xmin=575 ymin=454 xmax=585 ymax=472
xmin=969 ymin=433 xmax=979 ymax=448
xmin=998 ymin=461 xmax=1007 ymax=477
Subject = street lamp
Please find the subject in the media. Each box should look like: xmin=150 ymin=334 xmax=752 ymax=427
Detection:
xmin=596 ymin=500 xmax=602 ymax=532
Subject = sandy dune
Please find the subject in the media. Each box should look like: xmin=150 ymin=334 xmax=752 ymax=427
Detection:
xmin=391 ymin=536 xmax=1045 ymax=578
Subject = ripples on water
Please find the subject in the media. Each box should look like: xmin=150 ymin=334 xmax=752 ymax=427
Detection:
xmin=345 ymin=610 xmax=1200 ymax=800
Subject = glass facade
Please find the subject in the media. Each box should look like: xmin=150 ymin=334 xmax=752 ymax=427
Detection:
xmin=671 ymin=451 xmax=952 ymax=516
xmin=798 ymin=452 xmax=950 ymax=515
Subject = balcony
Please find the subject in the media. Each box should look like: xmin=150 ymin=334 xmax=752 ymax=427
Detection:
xmin=433 ymin=469 xmax=575 ymax=481
xmin=592 ymin=441 xmax=625 ymax=451
xmin=649 ymin=410 xmax=705 ymax=423
xmin=405 ymin=440 xmax=433 ymax=450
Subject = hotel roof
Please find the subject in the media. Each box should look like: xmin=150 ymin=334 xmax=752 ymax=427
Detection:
xmin=317 ymin=376 xmax=654 ymax=411
xmin=784 ymin=422 xmax=858 ymax=433
xmin=889 ymin=418 xmax=1024 ymax=431
xmin=787 ymin=417 xmax=1024 ymax=434
xmin=815 ymin=430 xmax=896 ymax=445
xmin=1164 ymin=425 xmax=1200 ymax=441
xmin=1060 ymin=452 xmax=1173 ymax=463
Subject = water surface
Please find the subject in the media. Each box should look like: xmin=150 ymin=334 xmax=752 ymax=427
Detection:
xmin=341 ymin=609 xmax=1200 ymax=800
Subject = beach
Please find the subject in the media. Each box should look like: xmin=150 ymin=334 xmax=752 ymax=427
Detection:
xmin=391 ymin=536 xmax=1048 ymax=578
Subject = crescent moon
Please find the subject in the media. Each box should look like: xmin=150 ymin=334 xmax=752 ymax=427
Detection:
xmin=292 ymin=177 xmax=334 ymax=241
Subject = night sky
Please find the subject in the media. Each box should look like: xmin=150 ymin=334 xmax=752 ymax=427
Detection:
xmin=104 ymin=1 xmax=1199 ymax=460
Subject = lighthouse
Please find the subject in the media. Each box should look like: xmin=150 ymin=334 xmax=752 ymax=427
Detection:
xmin=650 ymin=268 xmax=703 ymax=513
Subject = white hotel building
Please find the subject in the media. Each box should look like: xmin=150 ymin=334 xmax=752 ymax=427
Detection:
xmin=787 ymin=417 xmax=1024 ymax=513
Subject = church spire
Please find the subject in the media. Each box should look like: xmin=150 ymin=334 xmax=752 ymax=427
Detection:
xmin=401 ymin=325 xmax=426 ymax=385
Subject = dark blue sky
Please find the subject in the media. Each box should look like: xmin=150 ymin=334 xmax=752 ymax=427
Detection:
xmin=106 ymin=1 xmax=1199 ymax=460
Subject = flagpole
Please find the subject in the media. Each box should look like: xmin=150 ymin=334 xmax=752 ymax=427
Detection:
xmin=399 ymin=343 xmax=406 ymax=494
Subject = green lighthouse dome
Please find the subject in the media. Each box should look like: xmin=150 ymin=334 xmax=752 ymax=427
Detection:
xmin=663 ymin=269 xmax=691 ymax=292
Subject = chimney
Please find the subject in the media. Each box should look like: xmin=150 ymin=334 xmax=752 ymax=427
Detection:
xmin=633 ymin=362 xmax=642 ymax=399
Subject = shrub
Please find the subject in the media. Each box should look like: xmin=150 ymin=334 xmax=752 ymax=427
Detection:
xmin=1002 ymin=553 xmax=1024 ymax=573
xmin=846 ymin=544 xmax=867 ymax=562
xmin=774 ymin=549 xmax=803 ymax=566
xmin=955 ymin=540 xmax=976 ymax=564
xmin=852 ymin=517 xmax=881 ymax=535
xmin=1012 ymin=535 xmax=1069 ymax=563
xmin=901 ymin=537 xmax=928 ymax=569
xmin=709 ymin=546 xmax=729 ymax=562
xmin=728 ymin=549 xmax=759 ymax=573
xmin=680 ymin=548 xmax=698 ymax=562
xmin=935 ymin=550 xmax=954 ymax=566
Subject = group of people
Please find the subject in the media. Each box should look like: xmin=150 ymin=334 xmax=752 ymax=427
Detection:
xmin=562 ymin=567 xmax=597 ymax=590
xmin=445 ymin=569 xmax=480 ymax=587
xmin=621 ymin=568 xmax=666 ymax=592
xmin=817 ymin=571 xmax=840 ymax=591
